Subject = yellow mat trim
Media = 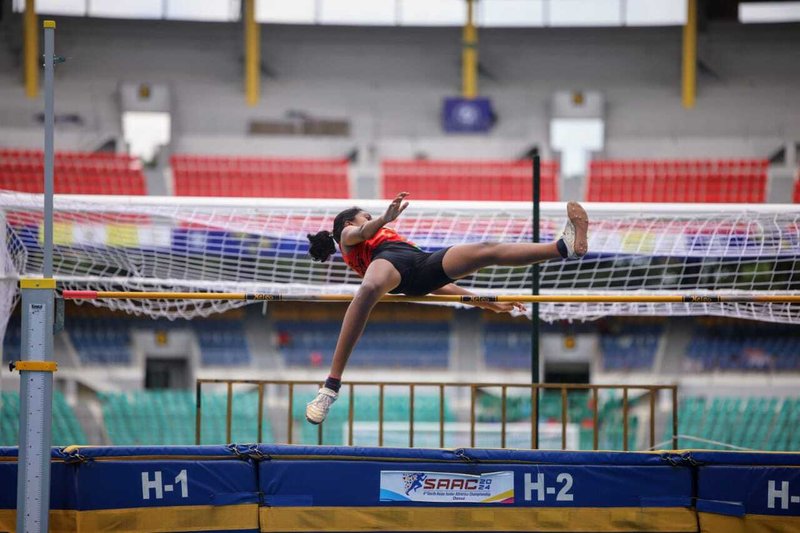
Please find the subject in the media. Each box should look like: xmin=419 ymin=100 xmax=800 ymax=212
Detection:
xmin=57 ymin=450 xmax=237 ymax=461
xmin=699 ymin=511 xmax=800 ymax=533
xmin=1 ymin=504 xmax=258 ymax=533
xmin=260 ymin=506 xmax=698 ymax=532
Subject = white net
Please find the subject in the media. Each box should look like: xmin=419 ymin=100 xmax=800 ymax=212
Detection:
xmin=1 ymin=191 xmax=798 ymax=323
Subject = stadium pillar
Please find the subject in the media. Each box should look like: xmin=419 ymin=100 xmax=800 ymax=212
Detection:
xmin=682 ymin=0 xmax=697 ymax=109
xmin=244 ymin=0 xmax=260 ymax=106
xmin=23 ymin=0 xmax=38 ymax=99
xmin=15 ymin=20 xmax=57 ymax=533
xmin=462 ymin=0 xmax=478 ymax=99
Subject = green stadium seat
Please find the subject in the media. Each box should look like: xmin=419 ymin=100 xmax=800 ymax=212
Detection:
xmin=670 ymin=396 xmax=800 ymax=451
xmin=98 ymin=389 xmax=274 ymax=445
xmin=290 ymin=392 xmax=456 ymax=446
xmin=0 ymin=390 xmax=86 ymax=446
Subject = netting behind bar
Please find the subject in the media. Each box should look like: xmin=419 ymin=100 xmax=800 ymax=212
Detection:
xmin=1 ymin=192 xmax=798 ymax=323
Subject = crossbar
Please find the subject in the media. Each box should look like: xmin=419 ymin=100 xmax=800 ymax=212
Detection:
xmin=63 ymin=290 xmax=800 ymax=303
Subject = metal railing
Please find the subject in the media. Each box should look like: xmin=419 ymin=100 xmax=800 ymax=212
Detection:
xmin=196 ymin=379 xmax=679 ymax=451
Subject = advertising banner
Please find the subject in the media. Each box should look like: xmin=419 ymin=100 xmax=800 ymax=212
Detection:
xmin=380 ymin=471 xmax=514 ymax=503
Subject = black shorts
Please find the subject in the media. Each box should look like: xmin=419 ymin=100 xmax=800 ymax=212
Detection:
xmin=372 ymin=242 xmax=455 ymax=296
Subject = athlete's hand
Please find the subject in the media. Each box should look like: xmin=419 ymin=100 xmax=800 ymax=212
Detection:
xmin=383 ymin=192 xmax=409 ymax=223
xmin=485 ymin=302 xmax=526 ymax=314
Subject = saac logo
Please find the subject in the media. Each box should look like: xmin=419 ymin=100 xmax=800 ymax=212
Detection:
xmin=403 ymin=472 xmax=427 ymax=495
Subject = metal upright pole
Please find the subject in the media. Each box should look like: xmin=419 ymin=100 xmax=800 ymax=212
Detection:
xmin=43 ymin=21 xmax=54 ymax=278
xmin=15 ymin=19 xmax=58 ymax=533
xmin=531 ymin=155 xmax=541 ymax=449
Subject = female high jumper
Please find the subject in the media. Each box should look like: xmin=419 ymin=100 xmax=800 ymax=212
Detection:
xmin=305 ymin=192 xmax=589 ymax=424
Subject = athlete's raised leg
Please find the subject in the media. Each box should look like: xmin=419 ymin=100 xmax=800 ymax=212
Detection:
xmin=306 ymin=259 xmax=401 ymax=424
xmin=441 ymin=201 xmax=589 ymax=280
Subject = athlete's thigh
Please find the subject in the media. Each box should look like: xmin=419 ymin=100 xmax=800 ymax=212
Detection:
xmin=440 ymin=243 xmax=495 ymax=280
xmin=362 ymin=258 xmax=402 ymax=292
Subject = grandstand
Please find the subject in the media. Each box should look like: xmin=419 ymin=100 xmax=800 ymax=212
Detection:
xmin=0 ymin=2 xmax=799 ymax=532
xmin=586 ymin=159 xmax=769 ymax=203
xmin=0 ymin=149 xmax=146 ymax=195
xmin=171 ymin=154 xmax=350 ymax=198
xmin=0 ymin=4 xmax=796 ymax=453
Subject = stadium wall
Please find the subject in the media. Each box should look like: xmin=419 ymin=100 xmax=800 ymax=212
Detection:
xmin=0 ymin=445 xmax=798 ymax=532
xmin=0 ymin=19 xmax=797 ymax=160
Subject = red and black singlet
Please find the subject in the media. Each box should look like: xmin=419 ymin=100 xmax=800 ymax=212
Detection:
xmin=340 ymin=227 xmax=415 ymax=277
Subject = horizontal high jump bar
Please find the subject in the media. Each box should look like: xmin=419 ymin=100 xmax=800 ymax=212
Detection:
xmin=61 ymin=290 xmax=800 ymax=303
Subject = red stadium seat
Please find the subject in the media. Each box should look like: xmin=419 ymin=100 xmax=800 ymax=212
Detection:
xmin=170 ymin=155 xmax=350 ymax=198
xmin=0 ymin=149 xmax=146 ymax=195
xmin=381 ymin=159 xmax=559 ymax=201
xmin=587 ymin=159 xmax=768 ymax=203
xmin=794 ymin=171 xmax=800 ymax=203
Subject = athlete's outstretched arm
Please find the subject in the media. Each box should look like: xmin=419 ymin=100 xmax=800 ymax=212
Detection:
xmin=340 ymin=192 xmax=410 ymax=246
xmin=431 ymin=283 xmax=525 ymax=314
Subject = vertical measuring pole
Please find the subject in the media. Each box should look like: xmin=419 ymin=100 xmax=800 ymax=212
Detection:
xmin=43 ymin=21 xmax=55 ymax=277
xmin=530 ymin=155 xmax=541 ymax=449
xmin=16 ymin=20 xmax=58 ymax=533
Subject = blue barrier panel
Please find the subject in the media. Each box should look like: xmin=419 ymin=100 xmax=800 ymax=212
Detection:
xmin=255 ymin=446 xmax=696 ymax=532
xmin=692 ymin=451 xmax=800 ymax=533
xmin=4 ymin=445 xmax=797 ymax=532
xmin=62 ymin=445 xmax=260 ymax=533
xmin=0 ymin=447 xmax=79 ymax=532
xmin=0 ymin=446 xmax=259 ymax=533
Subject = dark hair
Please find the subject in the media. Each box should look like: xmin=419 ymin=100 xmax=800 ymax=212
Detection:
xmin=307 ymin=206 xmax=362 ymax=262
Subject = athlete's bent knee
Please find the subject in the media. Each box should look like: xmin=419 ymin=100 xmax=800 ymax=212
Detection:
xmin=357 ymin=281 xmax=385 ymax=302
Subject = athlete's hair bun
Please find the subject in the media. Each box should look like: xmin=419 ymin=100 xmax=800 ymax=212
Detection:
xmin=307 ymin=230 xmax=336 ymax=262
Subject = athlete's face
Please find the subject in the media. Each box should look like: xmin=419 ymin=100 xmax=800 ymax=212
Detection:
xmin=348 ymin=211 xmax=372 ymax=227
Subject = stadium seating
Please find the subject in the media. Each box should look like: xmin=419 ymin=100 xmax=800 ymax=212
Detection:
xmin=600 ymin=323 xmax=662 ymax=371
xmin=597 ymin=394 xmax=640 ymax=450
xmin=381 ymin=159 xmax=559 ymax=201
xmin=0 ymin=149 xmax=146 ymax=195
xmin=478 ymin=390 xmax=593 ymax=423
xmin=292 ymin=391 xmax=455 ymax=446
xmin=684 ymin=321 xmax=800 ymax=371
xmin=0 ymin=390 xmax=87 ymax=446
xmin=69 ymin=318 xmax=132 ymax=365
xmin=171 ymin=155 xmax=349 ymax=198
xmin=194 ymin=321 xmax=251 ymax=366
xmin=477 ymin=391 xmax=635 ymax=450
xmin=675 ymin=396 xmax=800 ymax=451
xmin=275 ymin=320 xmax=449 ymax=368
xmin=99 ymin=389 xmax=273 ymax=445
xmin=2 ymin=317 xmax=20 ymax=363
xmin=483 ymin=322 xmax=531 ymax=369
xmin=587 ymin=159 xmax=768 ymax=202
xmin=484 ymin=320 xmax=601 ymax=370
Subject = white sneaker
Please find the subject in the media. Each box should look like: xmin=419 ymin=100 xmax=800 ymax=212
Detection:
xmin=306 ymin=387 xmax=338 ymax=424
xmin=560 ymin=201 xmax=589 ymax=258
